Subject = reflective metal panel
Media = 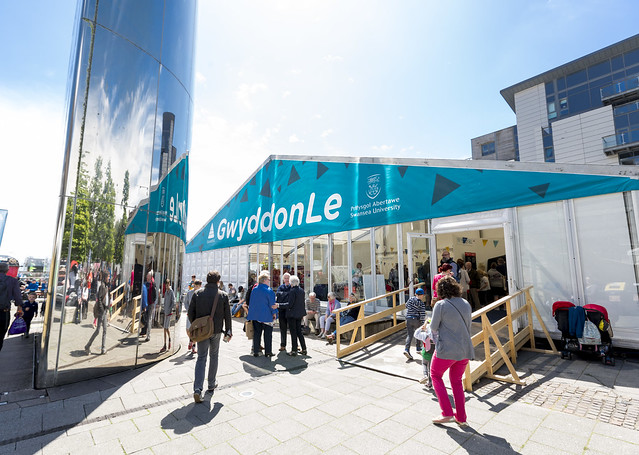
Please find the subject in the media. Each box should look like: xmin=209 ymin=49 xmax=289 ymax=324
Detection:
xmin=39 ymin=0 xmax=195 ymax=387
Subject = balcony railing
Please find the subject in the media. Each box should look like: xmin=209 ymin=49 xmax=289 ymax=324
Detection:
xmin=601 ymin=74 xmax=639 ymax=102
xmin=602 ymin=128 xmax=639 ymax=155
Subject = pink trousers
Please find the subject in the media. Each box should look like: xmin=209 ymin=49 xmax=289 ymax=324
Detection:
xmin=430 ymin=354 xmax=469 ymax=422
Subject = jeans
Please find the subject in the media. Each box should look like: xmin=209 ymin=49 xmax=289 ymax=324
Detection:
xmin=430 ymin=354 xmax=469 ymax=422
xmin=194 ymin=333 xmax=222 ymax=393
xmin=288 ymin=317 xmax=306 ymax=351
xmin=404 ymin=318 xmax=422 ymax=353
xmin=331 ymin=314 xmax=355 ymax=337
xmin=144 ymin=304 xmax=155 ymax=337
xmin=0 ymin=311 xmax=9 ymax=352
xmin=252 ymin=321 xmax=273 ymax=355
xmin=86 ymin=312 xmax=108 ymax=351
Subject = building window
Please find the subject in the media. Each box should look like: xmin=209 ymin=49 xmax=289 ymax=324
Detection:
xmin=544 ymin=146 xmax=555 ymax=162
xmin=481 ymin=141 xmax=495 ymax=156
xmin=559 ymin=97 xmax=568 ymax=111
xmin=547 ymin=101 xmax=557 ymax=119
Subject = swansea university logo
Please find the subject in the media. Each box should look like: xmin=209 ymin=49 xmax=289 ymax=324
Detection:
xmin=366 ymin=174 xmax=381 ymax=199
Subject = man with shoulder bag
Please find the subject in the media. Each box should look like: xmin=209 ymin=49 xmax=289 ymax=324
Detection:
xmin=188 ymin=270 xmax=232 ymax=403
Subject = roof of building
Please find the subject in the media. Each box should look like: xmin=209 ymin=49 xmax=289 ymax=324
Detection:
xmin=500 ymin=34 xmax=639 ymax=112
xmin=186 ymin=154 xmax=639 ymax=253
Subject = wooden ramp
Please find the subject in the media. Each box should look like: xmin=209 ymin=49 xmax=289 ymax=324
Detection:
xmin=334 ymin=285 xmax=559 ymax=391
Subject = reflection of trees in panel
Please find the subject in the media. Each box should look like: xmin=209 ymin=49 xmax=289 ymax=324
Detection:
xmin=62 ymin=160 xmax=91 ymax=263
xmin=114 ymin=170 xmax=130 ymax=264
xmin=90 ymin=160 xmax=116 ymax=262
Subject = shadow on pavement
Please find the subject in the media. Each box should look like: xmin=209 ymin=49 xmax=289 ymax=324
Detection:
xmin=239 ymin=353 xmax=308 ymax=378
xmin=161 ymin=401 xmax=223 ymax=435
xmin=445 ymin=426 xmax=521 ymax=454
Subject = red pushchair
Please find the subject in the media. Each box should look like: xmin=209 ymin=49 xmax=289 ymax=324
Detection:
xmin=552 ymin=301 xmax=615 ymax=366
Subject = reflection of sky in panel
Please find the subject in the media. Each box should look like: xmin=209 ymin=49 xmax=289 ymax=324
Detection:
xmin=151 ymin=67 xmax=192 ymax=184
xmin=82 ymin=26 xmax=159 ymax=207
xmin=161 ymin=0 xmax=196 ymax=92
xmin=64 ymin=21 xmax=92 ymax=198
xmin=94 ymin=0 xmax=163 ymax=62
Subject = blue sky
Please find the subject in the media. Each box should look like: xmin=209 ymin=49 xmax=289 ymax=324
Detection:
xmin=1 ymin=0 xmax=639 ymax=261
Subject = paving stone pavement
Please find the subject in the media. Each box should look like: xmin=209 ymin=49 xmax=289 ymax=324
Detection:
xmin=0 ymin=312 xmax=638 ymax=454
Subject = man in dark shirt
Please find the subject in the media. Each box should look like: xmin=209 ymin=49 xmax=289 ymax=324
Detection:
xmin=1 ymin=262 xmax=24 ymax=351
xmin=188 ymin=270 xmax=232 ymax=403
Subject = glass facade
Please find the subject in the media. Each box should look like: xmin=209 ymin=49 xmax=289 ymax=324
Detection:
xmin=186 ymin=190 xmax=639 ymax=348
xmin=40 ymin=0 xmax=196 ymax=387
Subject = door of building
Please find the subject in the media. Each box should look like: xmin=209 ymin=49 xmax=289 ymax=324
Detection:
xmin=406 ymin=233 xmax=436 ymax=299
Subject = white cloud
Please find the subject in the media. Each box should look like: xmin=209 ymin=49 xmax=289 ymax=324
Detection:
xmin=320 ymin=129 xmax=334 ymax=138
xmin=323 ymin=54 xmax=344 ymax=63
xmin=348 ymin=77 xmax=355 ymax=83
xmin=290 ymin=68 xmax=302 ymax=75
xmin=289 ymin=134 xmax=301 ymax=143
xmin=282 ymin=90 xmax=291 ymax=98
xmin=188 ymin=108 xmax=276 ymax=240
xmin=235 ymin=82 xmax=268 ymax=110
xmin=195 ymin=72 xmax=207 ymax=83
xmin=371 ymin=144 xmax=394 ymax=153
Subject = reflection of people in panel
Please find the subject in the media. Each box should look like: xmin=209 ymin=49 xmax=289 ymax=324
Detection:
xmin=160 ymin=279 xmax=175 ymax=353
xmin=85 ymin=272 xmax=109 ymax=355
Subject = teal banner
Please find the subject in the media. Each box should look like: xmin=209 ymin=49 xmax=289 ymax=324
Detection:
xmin=186 ymin=158 xmax=639 ymax=253
xmin=125 ymin=155 xmax=189 ymax=242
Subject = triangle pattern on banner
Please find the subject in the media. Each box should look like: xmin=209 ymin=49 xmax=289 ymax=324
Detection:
xmin=249 ymin=175 xmax=256 ymax=186
xmin=277 ymin=186 xmax=282 ymax=193
xmin=260 ymin=179 xmax=272 ymax=198
xmin=482 ymin=239 xmax=488 ymax=246
xmin=530 ymin=183 xmax=550 ymax=198
xmin=278 ymin=161 xmax=283 ymax=166
xmin=288 ymin=166 xmax=301 ymax=185
xmin=398 ymin=166 xmax=408 ymax=178
xmin=493 ymin=240 xmax=499 ymax=247
xmin=317 ymin=162 xmax=329 ymax=179
xmin=432 ymin=174 xmax=461 ymax=205
xmin=240 ymin=189 xmax=248 ymax=203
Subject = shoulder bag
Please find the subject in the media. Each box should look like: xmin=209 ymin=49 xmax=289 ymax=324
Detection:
xmin=188 ymin=291 xmax=220 ymax=342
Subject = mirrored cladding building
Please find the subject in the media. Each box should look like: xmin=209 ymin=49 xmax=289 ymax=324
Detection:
xmin=39 ymin=0 xmax=196 ymax=387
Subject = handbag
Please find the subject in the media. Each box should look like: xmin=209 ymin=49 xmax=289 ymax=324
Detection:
xmin=187 ymin=292 xmax=220 ymax=342
xmin=245 ymin=320 xmax=254 ymax=340
xmin=9 ymin=316 xmax=27 ymax=335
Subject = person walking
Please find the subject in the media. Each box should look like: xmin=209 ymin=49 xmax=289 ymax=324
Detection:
xmin=278 ymin=275 xmax=307 ymax=356
xmin=0 ymin=262 xmax=23 ymax=352
xmin=20 ymin=291 xmax=39 ymax=338
xmin=160 ymin=278 xmax=175 ymax=353
xmin=430 ymin=275 xmax=474 ymax=426
xmin=184 ymin=279 xmax=201 ymax=354
xmin=246 ymin=271 xmax=277 ymax=358
xmin=85 ymin=272 xmax=109 ymax=355
xmin=188 ymin=270 xmax=232 ymax=403
xmin=143 ymin=271 xmax=157 ymax=342
xmin=403 ymin=288 xmax=427 ymax=360
xmin=275 ymin=272 xmax=291 ymax=352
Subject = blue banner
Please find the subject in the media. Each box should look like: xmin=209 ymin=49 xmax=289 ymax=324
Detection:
xmin=125 ymin=155 xmax=189 ymax=242
xmin=0 ymin=209 xmax=7 ymax=247
xmin=186 ymin=159 xmax=639 ymax=253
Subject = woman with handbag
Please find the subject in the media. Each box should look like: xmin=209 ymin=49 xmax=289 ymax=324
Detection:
xmin=430 ymin=275 xmax=474 ymax=426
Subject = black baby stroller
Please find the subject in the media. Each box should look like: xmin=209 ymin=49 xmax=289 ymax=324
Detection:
xmin=552 ymin=301 xmax=615 ymax=366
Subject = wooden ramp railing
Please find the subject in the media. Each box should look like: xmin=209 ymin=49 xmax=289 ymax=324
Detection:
xmin=333 ymin=283 xmax=424 ymax=358
xmin=108 ymin=283 xmax=127 ymax=322
xmin=463 ymin=285 xmax=558 ymax=391
xmin=333 ymin=283 xmax=559 ymax=392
